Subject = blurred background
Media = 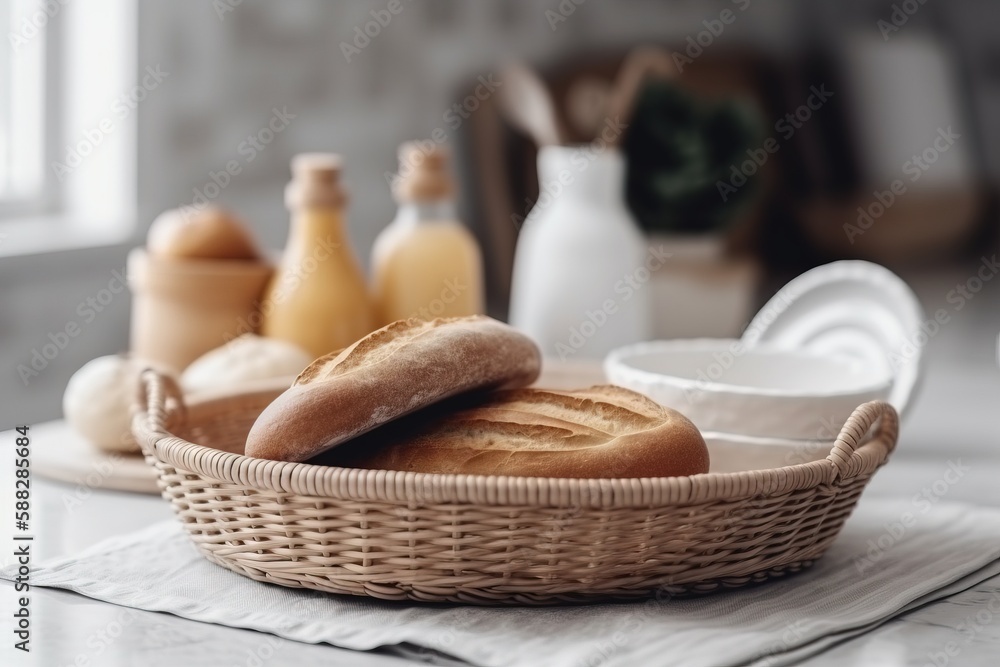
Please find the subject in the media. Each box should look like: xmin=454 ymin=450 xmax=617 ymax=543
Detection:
xmin=1 ymin=0 xmax=998 ymax=429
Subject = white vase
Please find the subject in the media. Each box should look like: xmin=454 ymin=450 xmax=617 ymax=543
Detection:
xmin=509 ymin=145 xmax=652 ymax=361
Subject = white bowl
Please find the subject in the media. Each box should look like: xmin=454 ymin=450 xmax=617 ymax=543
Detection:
xmin=702 ymin=431 xmax=835 ymax=474
xmin=604 ymin=339 xmax=893 ymax=440
xmin=740 ymin=260 xmax=925 ymax=418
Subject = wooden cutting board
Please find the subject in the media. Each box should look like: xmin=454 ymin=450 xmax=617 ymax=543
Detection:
xmin=32 ymin=420 xmax=160 ymax=494
xmin=33 ymin=361 xmax=608 ymax=495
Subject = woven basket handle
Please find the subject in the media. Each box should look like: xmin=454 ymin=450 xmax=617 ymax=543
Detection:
xmin=135 ymin=368 xmax=187 ymax=436
xmin=827 ymin=400 xmax=899 ymax=482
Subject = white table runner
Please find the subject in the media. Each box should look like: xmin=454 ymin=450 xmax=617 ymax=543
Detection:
xmin=4 ymin=497 xmax=1000 ymax=667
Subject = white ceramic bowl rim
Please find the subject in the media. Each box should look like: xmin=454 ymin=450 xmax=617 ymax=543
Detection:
xmin=740 ymin=260 xmax=925 ymax=417
xmin=605 ymin=338 xmax=894 ymax=399
xmin=700 ymin=430 xmax=832 ymax=447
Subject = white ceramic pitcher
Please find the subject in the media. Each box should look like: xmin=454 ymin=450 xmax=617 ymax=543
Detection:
xmin=509 ymin=145 xmax=652 ymax=360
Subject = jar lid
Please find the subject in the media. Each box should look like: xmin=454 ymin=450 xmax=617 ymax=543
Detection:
xmin=741 ymin=260 xmax=925 ymax=418
xmin=285 ymin=153 xmax=346 ymax=209
xmin=394 ymin=141 xmax=454 ymax=202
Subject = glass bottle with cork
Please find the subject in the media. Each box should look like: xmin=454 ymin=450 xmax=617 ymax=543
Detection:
xmin=371 ymin=142 xmax=485 ymax=325
xmin=261 ymin=153 xmax=374 ymax=358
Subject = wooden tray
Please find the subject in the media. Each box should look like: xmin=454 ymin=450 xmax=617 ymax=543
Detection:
xmin=34 ymin=362 xmax=609 ymax=496
xmin=33 ymin=420 xmax=159 ymax=494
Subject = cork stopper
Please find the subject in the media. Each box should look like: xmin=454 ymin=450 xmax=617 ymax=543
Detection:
xmin=393 ymin=142 xmax=454 ymax=203
xmin=285 ymin=153 xmax=347 ymax=210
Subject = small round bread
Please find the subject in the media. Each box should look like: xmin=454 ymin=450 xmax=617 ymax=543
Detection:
xmin=319 ymin=385 xmax=710 ymax=478
xmin=245 ymin=316 xmax=542 ymax=461
xmin=147 ymin=206 xmax=259 ymax=260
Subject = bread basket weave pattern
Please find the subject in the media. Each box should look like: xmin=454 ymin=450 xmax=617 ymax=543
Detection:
xmin=134 ymin=370 xmax=899 ymax=605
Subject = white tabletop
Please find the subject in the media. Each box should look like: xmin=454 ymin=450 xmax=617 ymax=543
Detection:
xmin=3 ymin=358 xmax=998 ymax=667
xmin=3 ymin=286 xmax=1000 ymax=665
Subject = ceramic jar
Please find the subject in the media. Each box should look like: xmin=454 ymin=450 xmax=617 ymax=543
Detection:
xmin=127 ymin=248 xmax=272 ymax=373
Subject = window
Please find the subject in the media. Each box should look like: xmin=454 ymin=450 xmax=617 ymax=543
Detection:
xmin=0 ymin=0 xmax=136 ymax=256
xmin=0 ymin=0 xmax=52 ymax=217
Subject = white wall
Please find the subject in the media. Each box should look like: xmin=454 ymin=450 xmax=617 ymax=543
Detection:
xmin=133 ymin=0 xmax=797 ymax=253
xmin=1 ymin=0 xmax=801 ymax=428
xmin=4 ymin=0 xmax=998 ymax=428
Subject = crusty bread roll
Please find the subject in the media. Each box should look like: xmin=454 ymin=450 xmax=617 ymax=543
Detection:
xmin=317 ymin=385 xmax=709 ymax=478
xmin=245 ymin=316 xmax=541 ymax=461
xmin=147 ymin=206 xmax=259 ymax=260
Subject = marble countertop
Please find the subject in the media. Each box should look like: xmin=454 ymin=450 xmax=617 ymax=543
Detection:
xmin=3 ymin=274 xmax=999 ymax=665
xmin=2 ymin=361 xmax=998 ymax=666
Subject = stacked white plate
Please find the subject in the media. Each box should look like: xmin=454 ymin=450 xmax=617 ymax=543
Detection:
xmin=605 ymin=261 xmax=925 ymax=472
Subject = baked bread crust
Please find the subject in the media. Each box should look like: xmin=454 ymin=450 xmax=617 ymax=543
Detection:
xmin=245 ymin=316 xmax=542 ymax=461
xmin=321 ymin=385 xmax=710 ymax=478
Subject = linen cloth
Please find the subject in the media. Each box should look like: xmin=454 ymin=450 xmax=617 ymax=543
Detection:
xmin=4 ymin=497 xmax=1000 ymax=667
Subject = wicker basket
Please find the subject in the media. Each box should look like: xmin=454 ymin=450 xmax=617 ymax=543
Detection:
xmin=133 ymin=369 xmax=898 ymax=605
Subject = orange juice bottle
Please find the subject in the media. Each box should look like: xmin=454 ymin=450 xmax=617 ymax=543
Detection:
xmin=261 ymin=153 xmax=374 ymax=358
xmin=371 ymin=142 xmax=485 ymax=325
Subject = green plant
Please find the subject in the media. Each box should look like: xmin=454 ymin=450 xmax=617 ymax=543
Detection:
xmin=623 ymin=79 xmax=763 ymax=234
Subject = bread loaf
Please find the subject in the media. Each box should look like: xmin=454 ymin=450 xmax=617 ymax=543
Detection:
xmin=147 ymin=207 xmax=259 ymax=260
xmin=317 ymin=385 xmax=709 ymax=478
xmin=245 ymin=316 xmax=541 ymax=461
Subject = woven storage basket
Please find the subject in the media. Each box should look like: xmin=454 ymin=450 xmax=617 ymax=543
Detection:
xmin=134 ymin=370 xmax=898 ymax=605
